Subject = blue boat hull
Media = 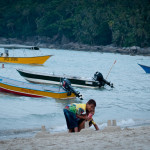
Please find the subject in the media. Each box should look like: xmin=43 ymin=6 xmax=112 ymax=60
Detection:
xmin=138 ymin=64 xmax=150 ymax=73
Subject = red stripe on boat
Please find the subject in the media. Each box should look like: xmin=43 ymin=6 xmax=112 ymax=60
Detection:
xmin=0 ymin=87 xmax=43 ymax=98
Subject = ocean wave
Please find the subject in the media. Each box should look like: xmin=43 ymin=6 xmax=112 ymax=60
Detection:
xmin=49 ymin=125 xmax=67 ymax=133
xmin=1 ymin=118 xmax=150 ymax=140
xmin=0 ymin=113 xmax=62 ymax=120
xmin=117 ymin=119 xmax=135 ymax=127
xmin=0 ymin=128 xmax=41 ymax=140
xmin=28 ymin=113 xmax=59 ymax=119
xmin=100 ymin=119 xmax=150 ymax=128
xmin=48 ymin=119 xmax=150 ymax=133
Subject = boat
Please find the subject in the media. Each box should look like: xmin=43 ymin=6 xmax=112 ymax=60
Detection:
xmin=17 ymin=69 xmax=114 ymax=88
xmin=0 ymin=44 xmax=39 ymax=50
xmin=0 ymin=76 xmax=80 ymax=99
xmin=0 ymin=55 xmax=51 ymax=65
xmin=138 ymin=64 xmax=150 ymax=73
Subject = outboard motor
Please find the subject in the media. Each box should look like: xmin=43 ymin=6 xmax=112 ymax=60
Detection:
xmin=62 ymin=78 xmax=83 ymax=100
xmin=93 ymin=72 xmax=113 ymax=88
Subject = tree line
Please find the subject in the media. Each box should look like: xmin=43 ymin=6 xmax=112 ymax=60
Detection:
xmin=0 ymin=0 xmax=150 ymax=47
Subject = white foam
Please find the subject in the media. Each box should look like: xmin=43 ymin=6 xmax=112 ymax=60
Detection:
xmin=117 ymin=119 xmax=135 ymax=127
xmin=96 ymin=119 xmax=136 ymax=130
xmin=49 ymin=119 xmax=147 ymax=133
xmin=49 ymin=125 xmax=67 ymax=133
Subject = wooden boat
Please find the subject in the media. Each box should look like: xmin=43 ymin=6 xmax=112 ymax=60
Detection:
xmin=0 ymin=44 xmax=39 ymax=50
xmin=17 ymin=69 xmax=113 ymax=88
xmin=0 ymin=76 xmax=76 ymax=99
xmin=138 ymin=64 xmax=150 ymax=73
xmin=0 ymin=55 xmax=51 ymax=65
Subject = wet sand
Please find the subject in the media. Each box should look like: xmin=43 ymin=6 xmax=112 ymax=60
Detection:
xmin=0 ymin=126 xmax=150 ymax=150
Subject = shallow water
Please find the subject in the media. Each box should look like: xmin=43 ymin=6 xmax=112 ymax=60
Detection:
xmin=0 ymin=48 xmax=150 ymax=139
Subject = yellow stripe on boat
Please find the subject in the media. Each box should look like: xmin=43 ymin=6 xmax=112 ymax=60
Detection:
xmin=0 ymin=55 xmax=51 ymax=65
xmin=0 ymin=82 xmax=76 ymax=99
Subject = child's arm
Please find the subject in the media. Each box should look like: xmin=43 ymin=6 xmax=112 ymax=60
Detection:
xmin=90 ymin=120 xmax=99 ymax=131
xmin=76 ymin=114 xmax=89 ymax=121
xmin=94 ymin=123 xmax=99 ymax=130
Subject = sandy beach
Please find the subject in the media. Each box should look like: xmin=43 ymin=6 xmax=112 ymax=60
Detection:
xmin=0 ymin=125 xmax=150 ymax=150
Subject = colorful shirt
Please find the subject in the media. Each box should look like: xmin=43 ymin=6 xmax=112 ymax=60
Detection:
xmin=65 ymin=103 xmax=86 ymax=115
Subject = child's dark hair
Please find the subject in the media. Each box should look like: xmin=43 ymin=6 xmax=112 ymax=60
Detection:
xmin=87 ymin=99 xmax=96 ymax=107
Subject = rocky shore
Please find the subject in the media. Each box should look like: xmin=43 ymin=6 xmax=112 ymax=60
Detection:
xmin=0 ymin=37 xmax=150 ymax=56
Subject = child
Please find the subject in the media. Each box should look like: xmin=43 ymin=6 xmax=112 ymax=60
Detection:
xmin=63 ymin=99 xmax=96 ymax=132
xmin=78 ymin=110 xmax=99 ymax=131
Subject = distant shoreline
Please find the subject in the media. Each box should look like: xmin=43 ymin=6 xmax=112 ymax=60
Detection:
xmin=47 ymin=43 xmax=150 ymax=56
xmin=0 ymin=37 xmax=150 ymax=56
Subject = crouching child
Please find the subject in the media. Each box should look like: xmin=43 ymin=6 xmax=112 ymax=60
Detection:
xmin=63 ymin=99 xmax=96 ymax=132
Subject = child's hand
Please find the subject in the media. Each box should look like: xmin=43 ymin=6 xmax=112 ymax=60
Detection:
xmin=84 ymin=115 xmax=89 ymax=121
xmin=85 ymin=115 xmax=93 ymax=121
xmin=88 ymin=113 xmax=93 ymax=119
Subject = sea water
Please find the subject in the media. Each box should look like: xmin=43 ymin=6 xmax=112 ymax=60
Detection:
xmin=0 ymin=48 xmax=150 ymax=139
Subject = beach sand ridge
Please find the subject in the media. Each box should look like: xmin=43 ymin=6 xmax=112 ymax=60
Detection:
xmin=0 ymin=126 xmax=150 ymax=150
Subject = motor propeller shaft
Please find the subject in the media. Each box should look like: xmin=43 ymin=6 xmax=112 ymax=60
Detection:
xmin=62 ymin=78 xmax=83 ymax=100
